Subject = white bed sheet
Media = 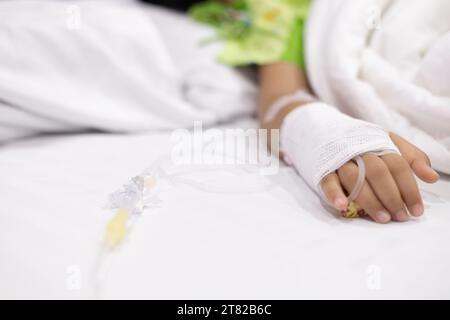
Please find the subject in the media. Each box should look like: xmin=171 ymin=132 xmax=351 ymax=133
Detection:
xmin=1 ymin=119 xmax=450 ymax=299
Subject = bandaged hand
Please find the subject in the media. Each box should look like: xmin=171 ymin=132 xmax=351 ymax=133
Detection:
xmin=281 ymin=103 xmax=440 ymax=223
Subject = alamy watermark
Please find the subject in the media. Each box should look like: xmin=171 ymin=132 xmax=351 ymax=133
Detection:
xmin=171 ymin=122 xmax=280 ymax=176
xmin=66 ymin=5 xmax=82 ymax=30
xmin=66 ymin=264 xmax=82 ymax=291
xmin=366 ymin=264 xmax=382 ymax=290
xmin=366 ymin=5 xmax=382 ymax=30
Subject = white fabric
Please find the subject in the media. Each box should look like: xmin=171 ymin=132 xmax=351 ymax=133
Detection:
xmin=0 ymin=0 xmax=257 ymax=143
xmin=306 ymin=0 xmax=450 ymax=174
xmin=281 ymin=102 xmax=399 ymax=192
xmin=1 ymin=118 xmax=450 ymax=299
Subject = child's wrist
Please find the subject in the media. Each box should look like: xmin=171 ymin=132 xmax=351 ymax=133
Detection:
xmin=263 ymin=89 xmax=316 ymax=126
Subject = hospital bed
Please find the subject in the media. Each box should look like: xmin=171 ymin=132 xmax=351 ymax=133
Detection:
xmin=1 ymin=1 xmax=450 ymax=299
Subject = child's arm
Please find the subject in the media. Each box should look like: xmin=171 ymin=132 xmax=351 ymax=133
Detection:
xmin=259 ymin=62 xmax=440 ymax=223
xmin=259 ymin=62 xmax=309 ymax=131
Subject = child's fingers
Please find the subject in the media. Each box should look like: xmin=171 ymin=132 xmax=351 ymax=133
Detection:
xmin=390 ymin=133 xmax=440 ymax=183
xmin=382 ymin=154 xmax=424 ymax=217
xmin=338 ymin=161 xmax=391 ymax=224
xmin=410 ymin=156 xmax=440 ymax=183
xmin=362 ymin=154 xmax=409 ymax=222
xmin=321 ymin=173 xmax=348 ymax=212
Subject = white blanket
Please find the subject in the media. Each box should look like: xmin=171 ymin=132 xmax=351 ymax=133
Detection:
xmin=0 ymin=0 xmax=257 ymax=142
xmin=306 ymin=0 xmax=450 ymax=173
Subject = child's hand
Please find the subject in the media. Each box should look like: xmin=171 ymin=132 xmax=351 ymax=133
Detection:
xmin=321 ymin=133 xmax=440 ymax=223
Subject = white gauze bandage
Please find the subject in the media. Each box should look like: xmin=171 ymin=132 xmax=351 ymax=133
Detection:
xmin=280 ymin=102 xmax=400 ymax=197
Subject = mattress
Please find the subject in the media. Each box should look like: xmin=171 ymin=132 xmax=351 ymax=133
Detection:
xmin=1 ymin=118 xmax=450 ymax=299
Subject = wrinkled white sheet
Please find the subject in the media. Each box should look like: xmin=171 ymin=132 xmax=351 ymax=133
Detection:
xmin=0 ymin=0 xmax=257 ymax=142
xmin=306 ymin=0 xmax=450 ymax=173
xmin=1 ymin=119 xmax=450 ymax=299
